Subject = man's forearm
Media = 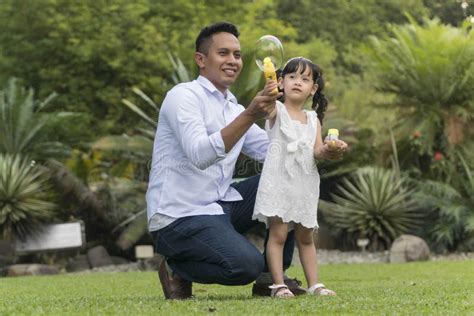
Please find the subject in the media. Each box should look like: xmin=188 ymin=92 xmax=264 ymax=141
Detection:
xmin=221 ymin=85 xmax=279 ymax=153
xmin=221 ymin=112 xmax=256 ymax=153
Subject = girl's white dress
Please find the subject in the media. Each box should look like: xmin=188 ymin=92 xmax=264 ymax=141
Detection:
xmin=253 ymin=101 xmax=320 ymax=229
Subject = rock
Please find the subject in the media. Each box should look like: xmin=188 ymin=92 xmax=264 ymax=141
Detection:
xmin=91 ymin=262 xmax=139 ymax=273
xmin=0 ymin=240 xmax=16 ymax=267
xmin=390 ymin=234 xmax=430 ymax=263
xmin=3 ymin=264 xmax=59 ymax=277
xmin=87 ymin=246 xmax=113 ymax=268
xmin=66 ymin=255 xmax=91 ymax=272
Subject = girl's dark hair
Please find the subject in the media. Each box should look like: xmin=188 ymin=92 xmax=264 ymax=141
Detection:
xmin=280 ymin=57 xmax=328 ymax=124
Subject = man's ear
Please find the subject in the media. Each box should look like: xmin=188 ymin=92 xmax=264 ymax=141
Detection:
xmin=195 ymin=52 xmax=206 ymax=69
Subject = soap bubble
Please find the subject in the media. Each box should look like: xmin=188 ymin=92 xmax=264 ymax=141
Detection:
xmin=255 ymin=35 xmax=284 ymax=71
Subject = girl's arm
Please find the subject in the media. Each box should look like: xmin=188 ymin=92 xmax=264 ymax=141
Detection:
xmin=313 ymin=120 xmax=347 ymax=160
xmin=313 ymin=119 xmax=325 ymax=159
xmin=267 ymin=107 xmax=277 ymax=129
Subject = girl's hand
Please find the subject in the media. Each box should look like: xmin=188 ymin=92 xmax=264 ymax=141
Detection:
xmin=317 ymin=139 xmax=348 ymax=160
xmin=262 ymin=80 xmax=280 ymax=96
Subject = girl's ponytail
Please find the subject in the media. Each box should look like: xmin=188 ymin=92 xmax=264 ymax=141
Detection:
xmin=311 ymin=69 xmax=328 ymax=124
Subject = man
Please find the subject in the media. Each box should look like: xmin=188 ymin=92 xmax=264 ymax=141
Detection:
xmin=147 ymin=22 xmax=304 ymax=299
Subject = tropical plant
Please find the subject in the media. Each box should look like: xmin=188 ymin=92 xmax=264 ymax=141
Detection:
xmin=320 ymin=167 xmax=422 ymax=250
xmin=413 ymin=151 xmax=474 ymax=251
xmin=360 ymin=18 xmax=474 ymax=252
xmin=0 ymin=154 xmax=56 ymax=240
xmin=0 ymin=78 xmax=78 ymax=159
xmin=0 ymin=78 xmax=113 ymax=243
xmin=0 ymin=78 xmax=99 ymax=201
xmin=366 ymin=17 xmax=474 ymax=156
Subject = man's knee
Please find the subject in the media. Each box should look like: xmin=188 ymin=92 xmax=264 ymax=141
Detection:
xmin=243 ymin=253 xmax=265 ymax=281
xmin=227 ymin=251 xmax=265 ymax=284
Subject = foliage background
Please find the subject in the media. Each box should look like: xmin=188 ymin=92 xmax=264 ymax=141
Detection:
xmin=0 ymin=0 xmax=473 ymax=255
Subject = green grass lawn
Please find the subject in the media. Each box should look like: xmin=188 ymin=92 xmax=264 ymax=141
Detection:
xmin=1 ymin=261 xmax=473 ymax=315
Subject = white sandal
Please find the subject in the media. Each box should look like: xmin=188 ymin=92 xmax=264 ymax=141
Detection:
xmin=269 ymin=284 xmax=295 ymax=298
xmin=307 ymin=283 xmax=336 ymax=296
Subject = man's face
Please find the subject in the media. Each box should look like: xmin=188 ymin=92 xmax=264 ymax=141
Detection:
xmin=195 ymin=32 xmax=242 ymax=94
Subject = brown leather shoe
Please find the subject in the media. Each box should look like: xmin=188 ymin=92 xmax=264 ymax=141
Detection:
xmin=252 ymin=277 xmax=307 ymax=296
xmin=158 ymin=259 xmax=192 ymax=300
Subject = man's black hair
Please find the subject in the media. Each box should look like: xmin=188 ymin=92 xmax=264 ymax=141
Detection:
xmin=195 ymin=22 xmax=239 ymax=54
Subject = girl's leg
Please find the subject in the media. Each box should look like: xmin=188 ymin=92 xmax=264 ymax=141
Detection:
xmin=228 ymin=175 xmax=296 ymax=272
xmin=295 ymin=224 xmax=336 ymax=296
xmin=294 ymin=224 xmax=318 ymax=287
xmin=266 ymin=216 xmax=289 ymax=286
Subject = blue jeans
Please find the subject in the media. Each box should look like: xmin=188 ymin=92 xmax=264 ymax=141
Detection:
xmin=151 ymin=175 xmax=295 ymax=285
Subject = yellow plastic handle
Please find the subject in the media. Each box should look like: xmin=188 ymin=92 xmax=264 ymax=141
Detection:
xmin=263 ymin=57 xmax=278 ymax=94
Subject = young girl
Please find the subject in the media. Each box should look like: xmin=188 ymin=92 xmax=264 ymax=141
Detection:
xmin=253 ymin=57 xmax=347 ymax=298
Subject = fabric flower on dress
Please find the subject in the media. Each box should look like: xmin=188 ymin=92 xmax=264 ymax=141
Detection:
xmin=278 ymin=103 xmax=316 ymax=178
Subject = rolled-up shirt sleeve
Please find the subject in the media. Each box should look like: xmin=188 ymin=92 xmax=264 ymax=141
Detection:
xmin=242 ymin=123 xmax=269 ymax=163
xmin=163 ymin=87 xmax=226 ymax=169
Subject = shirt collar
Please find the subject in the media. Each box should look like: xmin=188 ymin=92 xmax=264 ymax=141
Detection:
xmin=197 ymin=75 xmax=238 ymax=105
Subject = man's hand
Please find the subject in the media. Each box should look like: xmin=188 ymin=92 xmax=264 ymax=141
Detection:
xmin=244 ymin=80 xmax=282 ymax=121
xmin=316 ymin=139 xmax=348 ymax=160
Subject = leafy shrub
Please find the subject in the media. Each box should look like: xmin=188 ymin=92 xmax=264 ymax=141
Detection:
xmin=414 ymin=152 xmax=474 ymax=251
xmin=0 ymin=154 xmax=56 ymax=240
xmin=320 ymin=167 xmax=421 ymax=250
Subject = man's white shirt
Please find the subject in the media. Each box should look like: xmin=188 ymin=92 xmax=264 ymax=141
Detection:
xmin=147 ymin=76 xmax=269 ymax=231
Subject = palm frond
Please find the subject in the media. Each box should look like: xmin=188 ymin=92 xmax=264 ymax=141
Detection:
xmin=92 ymin=135 xmax=153 ymax=156
xmin=121 ymin=99 xmax=157 ymax=128
xmin=167 ymin=52 xmax=192 ymax=85
xmin=367 ymin=17 xmax=474 ymax=153
xmin=131 ymin=87 xmax=160 ymax=112
xmin=0 ymin=78 xmax=71 ymax=159
xmin=115 ymin=211 xmax=148 ymax=250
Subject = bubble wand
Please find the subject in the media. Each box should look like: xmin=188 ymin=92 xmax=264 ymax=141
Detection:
xmin=255 ymin=35 xmax=284 ymax=95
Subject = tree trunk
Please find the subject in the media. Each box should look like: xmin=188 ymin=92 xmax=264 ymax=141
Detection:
xmin=43 ymin=159 xmax=109 ymax=222
xmin=444 ymin=114 xmax=465 ymax=146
